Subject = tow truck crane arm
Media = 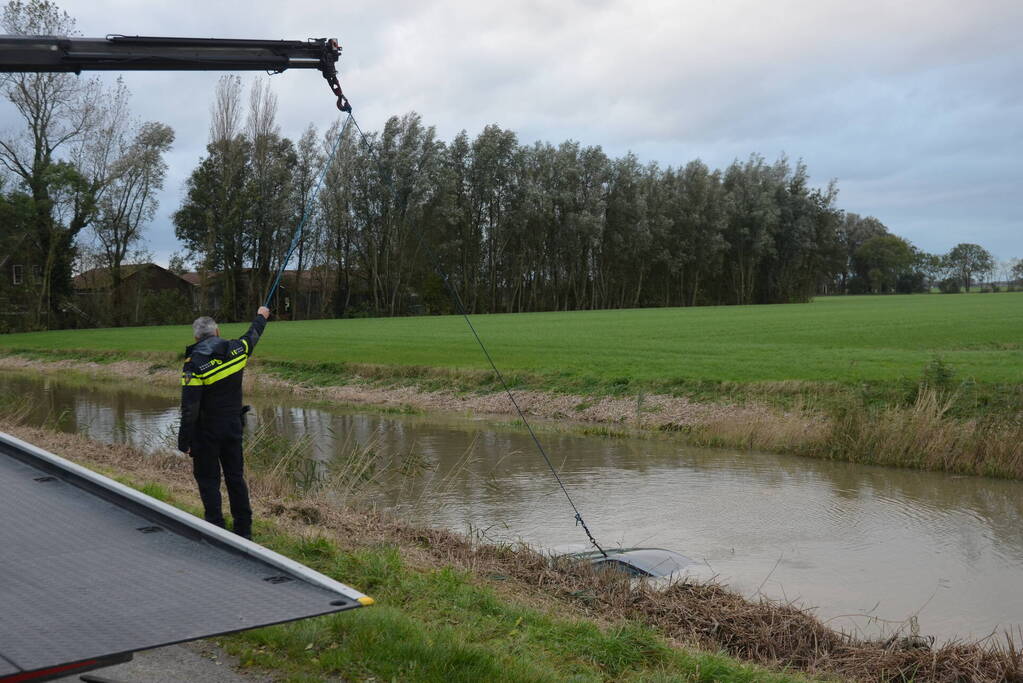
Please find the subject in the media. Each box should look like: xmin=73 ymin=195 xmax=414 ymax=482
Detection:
xmin=0 ymin=34 xmax=352 ymax=111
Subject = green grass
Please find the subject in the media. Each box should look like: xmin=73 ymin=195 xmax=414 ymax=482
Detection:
xmin=216 ymin=532 xmax=808 ymax=683
xmin=3 ymin=294 xmax=1021 ymax=393
xmin=108 ymin=471 xmax=809 ymax=682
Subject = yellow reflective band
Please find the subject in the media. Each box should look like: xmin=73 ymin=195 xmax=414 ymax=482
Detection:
xmin=181 ymin=376 xmax=203 ymax=387
xmin=357 ymin=596 xmax=374 ymax=606
xmin=194 ymin=353 xmax=247 ymax=379
xmin=242 ymin=339 xmax=249 ymax=354
xmin=200 ymin=356 xmax=248 ymax=385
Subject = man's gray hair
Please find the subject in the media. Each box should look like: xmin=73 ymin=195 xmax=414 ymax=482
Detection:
xmin=192 ymin=316 xmax=218 ymax=340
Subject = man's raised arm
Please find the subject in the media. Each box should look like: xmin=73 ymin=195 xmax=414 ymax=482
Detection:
xmin=240 ymin=306 xmax=271 ymax=356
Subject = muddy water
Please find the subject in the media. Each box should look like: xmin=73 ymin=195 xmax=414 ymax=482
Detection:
xmin=5 ymin=371 xmax=1023 ymax=642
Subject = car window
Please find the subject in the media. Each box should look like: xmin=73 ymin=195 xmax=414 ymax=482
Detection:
xmin=594 ymin=559 xmax=653 ymax=578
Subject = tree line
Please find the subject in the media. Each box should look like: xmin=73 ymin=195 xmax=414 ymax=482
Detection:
xmin=175 ymin=78 xmax=1014 ymax=321
xmin=0 ymin=1 xmax=1017 ymax=330
xmin=181 ymin=82 xmax=849 ymax=319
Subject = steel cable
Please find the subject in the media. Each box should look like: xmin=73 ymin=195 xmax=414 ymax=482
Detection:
xmin=347 ymin=114 xmax=608 ymax=558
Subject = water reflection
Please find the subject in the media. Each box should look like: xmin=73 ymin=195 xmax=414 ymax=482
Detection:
xmin=4 ymin=371 xmax=1023 ymax=641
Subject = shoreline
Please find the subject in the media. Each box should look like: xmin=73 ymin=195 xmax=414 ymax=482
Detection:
xmin=2 ymin=351 xmax=1021 ymax=480
xmin=5 ymin=420 xmax=1022 ymax=681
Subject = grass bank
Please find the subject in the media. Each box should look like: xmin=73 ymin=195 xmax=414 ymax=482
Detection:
xmin=1 ymin=293 xmax=1021 ymax=478
xmin=4 ymin=421 xmax=801 ymax=683
xmin=4 ymin=418 xmax=1022 ymax=682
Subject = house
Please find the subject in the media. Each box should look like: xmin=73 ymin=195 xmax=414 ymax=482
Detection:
xmin=0 ymin=236 xmax=43 ymax=323
xmin=181 ymin=268 xmax=335 ymax=320
xmin=73 ymin=263 xmax=195 ymax=297
xmin=73 ymin=263 xmax=196 ymax=325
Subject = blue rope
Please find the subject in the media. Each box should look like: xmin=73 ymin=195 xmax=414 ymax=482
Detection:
xmin=263 ymin=113 xmax=354 ymax=309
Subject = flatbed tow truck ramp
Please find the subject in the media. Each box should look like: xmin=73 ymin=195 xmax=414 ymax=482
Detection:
xmin=0 ymin=432 xmax=371 ymax=682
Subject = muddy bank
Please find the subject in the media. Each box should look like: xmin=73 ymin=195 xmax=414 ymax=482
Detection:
xmin=0 ymin=352 xmax=823 ymax=438
xmin=5 ymin=420 xmax=1021 ymax=682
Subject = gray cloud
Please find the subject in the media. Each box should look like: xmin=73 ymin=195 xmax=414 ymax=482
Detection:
xmin=8 ymin=0 xmax=1021 ymax=264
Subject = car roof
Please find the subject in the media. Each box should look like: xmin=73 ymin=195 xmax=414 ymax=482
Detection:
xmin=566 ymin=547 xmax=695 ymax=577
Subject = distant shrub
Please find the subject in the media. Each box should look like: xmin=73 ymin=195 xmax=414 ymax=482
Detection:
xmin=921 ymin=357 xmax=956 ymax=393
xmin=938 ymin=278 xmax=961 ymax=294
xmin=847 ymin=276 xmax=870 ymax=295
xmin=896 ymin=272 xmax=927 ymax=294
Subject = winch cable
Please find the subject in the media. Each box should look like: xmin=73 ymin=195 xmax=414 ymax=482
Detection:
xmin=346 ymin=113 xmax=609 ymax=559
xmin=263 ymin=112 xmax=354 ymax=309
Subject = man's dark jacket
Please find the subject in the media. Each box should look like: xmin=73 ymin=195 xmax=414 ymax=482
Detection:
xmin=178 ymin=313 xmax=266 ymax=453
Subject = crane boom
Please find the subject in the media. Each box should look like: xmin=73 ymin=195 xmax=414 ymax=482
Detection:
xmin=0 ymin=34 xmax=352 ymax=110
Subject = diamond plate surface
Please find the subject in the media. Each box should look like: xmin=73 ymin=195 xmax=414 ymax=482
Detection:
xmin=0 ymin=451 xmax=358 ymax=676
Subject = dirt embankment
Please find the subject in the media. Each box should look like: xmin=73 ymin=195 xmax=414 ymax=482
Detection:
xmin=6 ymin=421 xmax=1022 ymax=683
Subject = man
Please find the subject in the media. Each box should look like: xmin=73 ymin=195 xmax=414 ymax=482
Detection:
xmin=178 ymin=306 xmax=270 ymax=539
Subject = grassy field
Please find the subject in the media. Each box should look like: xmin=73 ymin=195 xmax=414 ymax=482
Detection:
xmin=4 ymin=294 xmax=1023 ymax=478
xmin=1 ymin=294 xmax=1021 ymax=391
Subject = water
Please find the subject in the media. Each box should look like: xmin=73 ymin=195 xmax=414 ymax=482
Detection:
xmin=5 ymin=371 xmax=1023 ymax=642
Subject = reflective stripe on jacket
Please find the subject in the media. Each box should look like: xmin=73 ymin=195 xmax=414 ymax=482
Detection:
xmin=178 ymin=313 xmax=266 ymax=452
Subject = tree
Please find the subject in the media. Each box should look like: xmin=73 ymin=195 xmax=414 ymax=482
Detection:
xmin=0 ymin=0 xmax=102 ymax=326
xmin=720 ymin=155 xmax=782 ymax=304
xmin=837 ymin=213 xmax=888 ymax=293
xmin=91 ymin=117 xmax=174 ymax=324
xmin=943 ymin=243 xmax=993 ymax=292
xmin=913 ymin=251 xmax=944 ymax=291
xmin=602 ymin=152 xmax=652 ymax=308
xmin=291 ymin=124 xmax=323 ymax=319
xmin=315 ymin=119 xmax=359 ymax=317
xmin=468 ymin=124 xmax=517 ymax=312
xmin=660 ymin=160 xmax=725 ymax=306
xmin=171 ymin=107 xmax=919 ymax=319
xmin=854 ymin=234 xmax=914 ymax=294
xmin=243 ymin=79 xmax=298 ymax=309
xmin=174 ymin=76 xmax=251 ymax=319
xmin=167 ymin=252 xmax=189 ymax=275
xmin=1010 ymin=259 xmax=1023 ymax=287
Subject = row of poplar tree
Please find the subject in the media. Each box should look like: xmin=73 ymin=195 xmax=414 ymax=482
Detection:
xmin=0 ymin=0 xmax=1006 ymax=329
xmin=179 ymin=77 xmax=990 ymax=321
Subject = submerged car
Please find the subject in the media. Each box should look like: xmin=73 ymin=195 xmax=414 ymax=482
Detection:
xmin=560 ymin=547 xmax=708 ymax=582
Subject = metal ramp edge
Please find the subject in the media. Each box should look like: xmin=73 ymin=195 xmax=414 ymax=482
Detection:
xmin=0 ymin=430 xmax=372 ymax=682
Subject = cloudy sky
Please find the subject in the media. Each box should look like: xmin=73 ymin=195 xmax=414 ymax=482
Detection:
xmin=18 ymin=0 xmax=1023 ymax=265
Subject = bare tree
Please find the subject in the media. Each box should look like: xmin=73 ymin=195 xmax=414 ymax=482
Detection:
xmin=245 ymin=78 xmax=297 ymax=308
xmin=292 ymin=124 xmax=322 ymax=319
xmin=91 ymin=119 xmax=174 ymax=324
xmin=210 ymin=75 xmax=244 ymax=147
xmin=200 ymin=75 xmax=249 ymax=317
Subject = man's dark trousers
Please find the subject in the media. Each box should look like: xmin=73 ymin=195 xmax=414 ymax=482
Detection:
xmin=191 ymin=429 xmax=252 ymax=538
